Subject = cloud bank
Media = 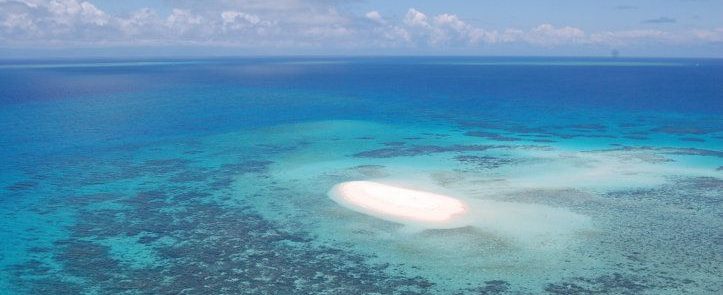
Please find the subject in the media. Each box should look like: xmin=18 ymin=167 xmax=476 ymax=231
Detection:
xmin=0 ymin=0 xmax=721 ymax=55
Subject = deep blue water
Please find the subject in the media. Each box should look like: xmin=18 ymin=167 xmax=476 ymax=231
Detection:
xmin=1 ymin=57 xmax=722 ymax=294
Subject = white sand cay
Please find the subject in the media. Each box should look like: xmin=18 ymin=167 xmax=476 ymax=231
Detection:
xmin=329 ymin=180 xmax=593 ymax=247
xmin=329 ymin=181 xmax=468 ymax=228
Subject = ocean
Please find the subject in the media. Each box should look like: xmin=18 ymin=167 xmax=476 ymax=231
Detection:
xmin=1 ymin=57 xmax=721 ymax=294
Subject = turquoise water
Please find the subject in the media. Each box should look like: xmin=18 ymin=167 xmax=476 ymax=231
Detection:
xmin=0 ymin=57 xmax=721 ymax=294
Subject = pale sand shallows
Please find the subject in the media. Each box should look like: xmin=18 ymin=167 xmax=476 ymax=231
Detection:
xmin=328 ymin=179 xmax=593 ymax=247
xmin=329 ymin=181 xmax=468 ymax=227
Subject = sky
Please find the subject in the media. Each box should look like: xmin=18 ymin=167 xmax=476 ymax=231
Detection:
xmin=0 ymin=0 xmax=722 ymax=58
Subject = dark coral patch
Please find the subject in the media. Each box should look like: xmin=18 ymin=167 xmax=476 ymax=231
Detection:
xmin=169 ymin=170 xmax=211 ymax=183
xmin=8 ymin=152 xmax=437 ymax=294
xmin=53 ymin=240 xmax=121 ymax=283
xmin=142 ymin=158 xmax=192 ymax=174
xmin=455 ymin=155 xmax=515 ymax=169
xmin=382 ymin=141 xmax=405 ymax=146
xmin=679 ymin=137 xmax=705 ymax=142
xmin=220 ymin=160 xmax=273 ymax=174
xmin=4 ymin=180 xmax=38 ymax=191
xmin=651 ymin=126 xmax=710 ymax=135
xmin=567 ymin=124 xmax=607 ymax=131
xmin=619 ymin=123 xmax=641 ymax=128
xmin=590 ymin=146 xmax=723 ymax=158
xmin=355 ymin=144 xmax=533 ymax=158
xmin=545 ymin=273 xmax=647 ymax=295
xmin=468 ymin=280 xmax=510 ymax=294
xmin=13 ymin=198 xmax=436 ymax=294
xmin=623 ymin=135 xmax=649 ymax=140
xmin=464 ymin=131 xmax=520 ymax=142
xmin=354 ymin=144 xmax=550 ymax=158
xmin=532 ymin=139 xmax=557 ymax=143
xmin=183 ymin=150 xmax=204 ymax=155
xmin=353 ymin=145 xmax=492 ymax=158
xmin=349 ymin=165 xmax=388 ymax=178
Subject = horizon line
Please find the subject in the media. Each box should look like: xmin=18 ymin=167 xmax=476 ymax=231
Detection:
xmin=1 ymin=54 xmax=722 ymax=63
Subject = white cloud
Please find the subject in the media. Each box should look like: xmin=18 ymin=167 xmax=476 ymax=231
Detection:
xmin=404 ymin=8 xmax=430 ymax=28
xmin=1 ymin=13 xmax=37 ymax=32
xmin=399 ymin=9 xmax=486 ymax=46
xmin=222 ymin=11 xmax=260 ymax=26
xmin=432 ymin=13 xmax=494 ymax=45
xmin=523 ymin=24 xmax=586 ymax=46
xmin=303 ymin=25 xmax=352 ymax=39
xmin=164 ymin=8 xmax=206 ymax=39
xmin=587 ymin=29 xmax=668 ymax=46
xmin=364 ymin=10 xmax=384 ymax=24
xmin=691 ymin=28 xmax=723 ymax=42
xmin=0 ymin=0 xmax=117 ymax=42
xmin=117 ymin=8 xmax=161 ymax=37
xmin=59 ymin=0 xmax=109 ymax=25
xmin=167 ymin=8 xmax=201 ymax=26
xmin=0 ymin=1 xmax=720 ymax=53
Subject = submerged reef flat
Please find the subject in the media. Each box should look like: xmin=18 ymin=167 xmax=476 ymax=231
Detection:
xmin=4 ymin=132 xmax=436 ymax=294
xmin=1 ymin=58 xmax=722 ymax=294
xmin=353 ymin=144 xmax=550 ymax=158
xmin=233 ymin=120 xmax=721 ymax=293
xmin=2 ymin=119 xmax=721 ymax=294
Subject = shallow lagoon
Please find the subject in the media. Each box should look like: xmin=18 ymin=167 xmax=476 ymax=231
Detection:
xmin=1 ymin=57 xmax=721 ymax=294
